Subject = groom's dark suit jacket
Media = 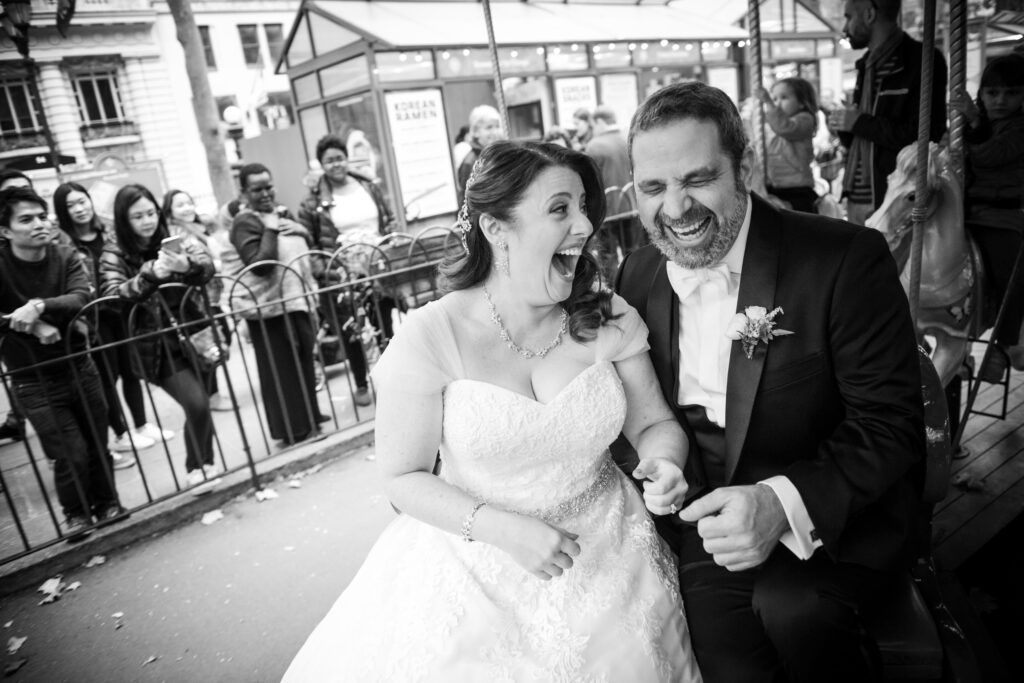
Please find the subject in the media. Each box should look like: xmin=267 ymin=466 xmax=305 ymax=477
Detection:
xmin=615 ymin=193 xmax=925 ymax=571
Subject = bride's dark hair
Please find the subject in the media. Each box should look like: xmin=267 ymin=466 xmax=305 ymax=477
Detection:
xmin=440 ymin=140 xmax=616 ymax=341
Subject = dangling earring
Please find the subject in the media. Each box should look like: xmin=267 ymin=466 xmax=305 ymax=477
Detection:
xmin=495 ymin=240 xmax=510 ymax=277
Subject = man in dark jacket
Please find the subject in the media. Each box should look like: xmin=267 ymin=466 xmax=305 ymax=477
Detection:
xmin=0 ymin=186 xmax=126 ymax=541
xmin=586 ymin=105 xmax=643 ymax=284
xmin=831 ymin=0 xmax=947 ymax=225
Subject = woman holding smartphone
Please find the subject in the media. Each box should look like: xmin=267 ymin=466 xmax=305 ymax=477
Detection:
xmin=99 ymin=184 xmax=220 ymax=491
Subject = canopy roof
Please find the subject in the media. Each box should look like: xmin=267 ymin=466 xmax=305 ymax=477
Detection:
xmin=282 ymin=0 xmax=751 ymax=71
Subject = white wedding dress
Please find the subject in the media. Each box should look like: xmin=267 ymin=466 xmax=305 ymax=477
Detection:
xmin=283 ymin=296 xmax=702 ymax=683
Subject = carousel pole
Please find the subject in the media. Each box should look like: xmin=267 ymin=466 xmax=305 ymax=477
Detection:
xmin=908 ymin=0 xmax=938 ymax=325
xmin=480 ymin=0 xmax=510 ymax=136
xmin=747 ymin=0 xmax=769 ymax=184
xmin=947 ymin=0 xmax=967 ymax=186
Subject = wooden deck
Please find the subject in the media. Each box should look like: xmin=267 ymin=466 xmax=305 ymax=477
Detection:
xmin=933 ymin=357 xmax=1024 ymax=570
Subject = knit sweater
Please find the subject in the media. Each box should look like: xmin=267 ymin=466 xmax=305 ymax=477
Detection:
xmin=0 ymin=243 xmax=93 ymax=374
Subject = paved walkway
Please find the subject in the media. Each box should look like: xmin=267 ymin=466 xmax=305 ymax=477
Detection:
xmin=0 ymin=442 xmax=393 ymax=682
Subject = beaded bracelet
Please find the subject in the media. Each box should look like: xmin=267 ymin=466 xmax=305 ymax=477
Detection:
xmin=461 ymin=500 xmax=486 ymax=543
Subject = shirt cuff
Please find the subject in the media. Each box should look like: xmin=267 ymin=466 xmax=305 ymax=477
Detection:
xmin=759 ymin=475 xmax=823 ymax=560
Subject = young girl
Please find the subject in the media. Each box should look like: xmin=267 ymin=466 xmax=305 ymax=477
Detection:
xmin=162 ymin=189 xmax=233 ymax=412
xmin=951 ymin=54 xmax=1024 ymax=378
xmin=758 ymin=77 xmax=819 ymax=213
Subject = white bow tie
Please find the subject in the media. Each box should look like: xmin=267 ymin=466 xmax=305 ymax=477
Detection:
xmin=666 ymin=262 xmax=734 ymax=302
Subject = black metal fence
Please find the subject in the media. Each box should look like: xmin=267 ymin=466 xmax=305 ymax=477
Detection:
xmin=0 ymin=228 xmax=461 ymax=566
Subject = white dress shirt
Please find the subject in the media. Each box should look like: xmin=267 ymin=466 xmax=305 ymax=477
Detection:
xmin=665 ymin=196 xmax=822 ymax=560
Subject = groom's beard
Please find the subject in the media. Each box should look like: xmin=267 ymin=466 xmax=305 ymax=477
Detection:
xmin=648 ymin=185 xmax=748 ymax=270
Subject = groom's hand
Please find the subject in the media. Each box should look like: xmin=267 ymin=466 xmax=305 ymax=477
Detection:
xmin=633 ymin=458 xmax=688 ymax=516
xmin=678 ymin=485 xmax=788 ymax=571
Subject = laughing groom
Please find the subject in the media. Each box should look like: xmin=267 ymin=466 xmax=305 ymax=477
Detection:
xmin=615 ymin=82 xmax=925 ymax=682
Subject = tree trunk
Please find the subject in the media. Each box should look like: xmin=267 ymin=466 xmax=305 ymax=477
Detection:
xmin=166 ymin=0 xmax=236 ymax=205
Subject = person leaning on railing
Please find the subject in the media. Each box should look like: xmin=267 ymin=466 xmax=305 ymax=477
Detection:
xmin=0 ymin=185 xmax=127 ymax=542
xmin=298 ymin=134 xmax=397 ymax=406
xmin=228 ymin=163 xmax=327 ymax=444
xmin=99 ymin=184 xmax=220 ymax=491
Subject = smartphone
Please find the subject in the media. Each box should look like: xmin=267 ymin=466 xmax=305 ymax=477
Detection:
xmin=161 ymin=235 xmax=184 ymax=254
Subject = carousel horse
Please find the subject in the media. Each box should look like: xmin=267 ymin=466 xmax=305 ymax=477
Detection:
xmin=865 ymin=143 xmax=984 ymax=387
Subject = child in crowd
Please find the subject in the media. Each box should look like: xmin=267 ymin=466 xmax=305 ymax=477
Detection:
xmin=951 ymin=54 xmax=1024 ymax=378
xmin=758 ymin=77 xmax=820 ymax=213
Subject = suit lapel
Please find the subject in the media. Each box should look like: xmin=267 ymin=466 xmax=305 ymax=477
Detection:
xmin=725 ymin=195 xmax=781 ymax=483
xmin=646 ymin=257 xmax=680 ymax=405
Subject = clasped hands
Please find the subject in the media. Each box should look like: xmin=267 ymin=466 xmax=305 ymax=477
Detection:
xmin=3 ymin=302 xmax=61 ymax=345
xmin=679 ymin=484 xmax=789 ymax=572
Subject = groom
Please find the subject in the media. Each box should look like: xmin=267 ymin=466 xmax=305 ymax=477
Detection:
xmin=616 ymin=82 xmax=925 ymax=682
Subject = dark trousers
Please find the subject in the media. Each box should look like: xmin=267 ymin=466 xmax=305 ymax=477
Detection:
xmin=664 ymin=522 xmax=888 ymax=683
xmin=159 ymin=366 xmax=213 ymax=472
xmin=96 ymin=313 xmax=147 ymax=433
xmin=249 ymin=311 xmax=320 ymax=443
xmin=13 ymin=359 xmax=118 ymax=518
xmin=766 ymin=185 xmax=819 ymax=214
xmin=968 ymin=219 xmax=1024 ymax=346
xmin=322 ymin=291 xmax=396 ymax=388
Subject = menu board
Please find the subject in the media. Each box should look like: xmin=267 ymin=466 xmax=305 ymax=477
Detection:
xmin=384 ymin=89 xmax=459 ymax=219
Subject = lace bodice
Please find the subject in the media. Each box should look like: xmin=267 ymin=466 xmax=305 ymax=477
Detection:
xmin=440 ymin=362 xmax=625 ymax=515
xmin=372 ymin=294 xmax=651 ymax=513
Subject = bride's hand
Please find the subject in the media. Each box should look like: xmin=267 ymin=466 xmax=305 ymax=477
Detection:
xmin=494 ymin=513 xmax=581 ymax=581
xmin=633 ymin=458 xmax=688 ymax=516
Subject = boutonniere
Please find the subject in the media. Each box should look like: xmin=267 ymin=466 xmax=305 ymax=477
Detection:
xmin=725 ymin=306 xmax=793 ymax=359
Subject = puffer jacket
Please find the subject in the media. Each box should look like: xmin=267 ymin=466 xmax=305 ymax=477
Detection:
xmin=98 ymin=234 xmax=214 ymax=382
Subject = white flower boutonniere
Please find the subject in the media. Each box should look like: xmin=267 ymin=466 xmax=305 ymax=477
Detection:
xmin=725 ymin=306 xmax=794 ymax=359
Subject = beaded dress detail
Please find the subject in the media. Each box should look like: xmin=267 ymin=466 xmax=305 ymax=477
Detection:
xmin=283 ymin=296 xmax=702 ymax=683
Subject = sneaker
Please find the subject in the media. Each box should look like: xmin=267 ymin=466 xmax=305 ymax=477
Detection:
xmin=110 ymin=432 xmax=154 ymax=452
xmin=94 ymin=503 xmax=129 ymax=526
xmin=64 ymin=514 xmax=93 ymax=543
xmin=135 ymin=423 xmax=174 ymax=443
xmin=202 ymin=464 xmax=222 ymax=479
xmin=353 ymin=386 xmax=372 ymax=407
xmin=111 ymin=452 xmax=136 ymax=470
xmin=208 ymin=393 xmax=234 ymax=412
xmin=186 ymin=468 xmax=218 ymax=496
xmin=0 ymin=417 xmax=24 ymax=442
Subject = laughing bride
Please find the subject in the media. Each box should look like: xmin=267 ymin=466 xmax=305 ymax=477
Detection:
xmin=282 ymin=141 xmax=703 ymax=682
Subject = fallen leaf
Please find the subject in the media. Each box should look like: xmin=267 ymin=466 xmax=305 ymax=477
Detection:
xmin=142 ymin=655 xmax=159 ymax=667
xmin=201 ymin=510 xmax=224 ymax=526
xmin=3 ymin=658 xmax=27 ymax=676
xmin=3 ymin=621 xmax=11 ymax=628
xmin=65 ymin=581 xmax=81 ymax=592
xmin=83 ymin=555 xmax=106 ymax=568
xmin=283 ymin=546 xmax=295 ymax=552
xmin=255 ymin=488 xmax=279 ymax=502
xmin=112 ymin=612 xmax=124 ymax=619
xmin=6 ymin=636 xmax=26 ymax=655
xmin=287 ymin=479 xmax=302 ymax=489
xmin=364 ymin=454 xmax=376 ymax=461
xmin=37 ymin=576 xmax=65 ymax=605
xmin=115 ymin=623 xmax=124 ymax=630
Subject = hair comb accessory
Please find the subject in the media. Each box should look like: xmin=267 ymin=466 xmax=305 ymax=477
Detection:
xmin=453 ymin=158 xmax=483 ymax=253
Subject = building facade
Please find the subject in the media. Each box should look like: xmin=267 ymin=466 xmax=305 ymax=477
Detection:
xmin=0 ymin=0 xmax=298 ymax=212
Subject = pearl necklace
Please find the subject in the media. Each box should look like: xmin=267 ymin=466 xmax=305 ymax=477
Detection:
xmin=483 ymin=286 xmax=568 ymax=359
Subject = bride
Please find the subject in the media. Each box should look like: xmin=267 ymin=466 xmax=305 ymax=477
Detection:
xmin=283 ymin=141 xmax=703 ymax=682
